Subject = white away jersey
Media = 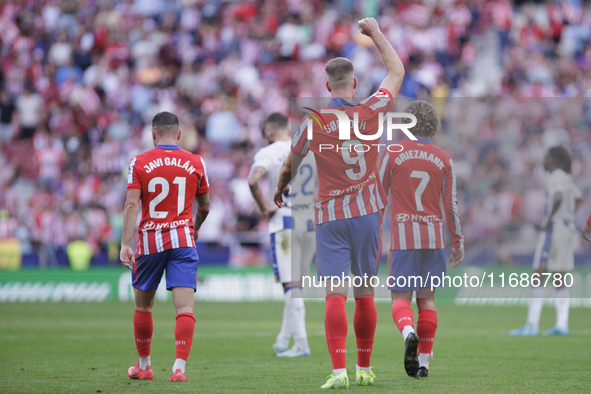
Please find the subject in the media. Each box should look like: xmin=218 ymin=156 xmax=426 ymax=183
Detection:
xmin=251 ymin=140 xmax=316 ymax=233
xmin=543 ymin=168 xmax=582 ymax=224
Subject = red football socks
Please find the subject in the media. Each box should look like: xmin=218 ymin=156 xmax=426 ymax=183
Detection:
xmin=175 ymin=313 xmax=196 ymax=360
xmin=354 ymin=296 xmax=376 ymax=368
xmin=417 ymin=309 xmax=438 ymax=354
xmin=392 ymin=299 xmax=414 ymax=332
xmin=325 ymin=294 xmax=348 ymax=369
xmin=134 ymin=310 xmax=153 ymax=357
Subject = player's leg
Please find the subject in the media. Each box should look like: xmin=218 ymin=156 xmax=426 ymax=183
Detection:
xmin=170 ymin=286 xmax=195 ymax=381
xmin=129 ymin=288 xmax=157 ymax=379
xmin=277 ymin=229 xmax=312 ymax=357
xmin=352 ymin=285 xmax=376 ymax=386
xmin=545 ymin=222 xmax=574 ymax=335
xmin=165 ymin=247 xmax=199 ymax=382
xmin=545 ymin=271 xmax=570 ymax=335
xmin=416 ymin=288 xmax=436 ymax=378
xmin=128 ymin=253 xmax=167 ymax=380
xmin=350 ymin=212 xmax=382 ymax=386
xmin=270 ymin=231 xmax=292 ymax=354
xmin=391 ymin=289 xmax=414 ymax=340
xmin=414 ymin=248 xmax=447 ymax=378
xmin=389 ymin=249 xmax=421 ymax=378
xmin=317 ymin=220 xmax=351 ymax=389
xmin=511 ymin=230 xmax=549 ymax=335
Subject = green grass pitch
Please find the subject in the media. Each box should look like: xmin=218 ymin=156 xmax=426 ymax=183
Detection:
xmin=1 ymin=301 xmax=590 ymax=393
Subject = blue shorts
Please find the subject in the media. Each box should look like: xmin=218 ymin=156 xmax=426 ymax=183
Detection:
xmin=132 ymin=247 xmax=199 ymax=291
xmin=316 ymin=212 xmax=382 ymax=279
xmin=388 ymin=249 xmax=446 ymax=291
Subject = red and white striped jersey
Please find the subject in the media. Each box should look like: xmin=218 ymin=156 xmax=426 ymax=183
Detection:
xmin=127 ymin=144 xmax=209 ymax=257
xmin=73 ymin=86 xmax=101 ymax=116
xmin=34 ymin=145 xmax=64 ymax=180
xmin=291 ymin=89 xmax=392 ymax=224
xmin=488 ymin=0 xmax=513 ymax=30
xmin=380 ymin=138 xmax=463 ymax=250
xmin=399 ymin=4 xmax=432 ymax=27
xmin=0 ymin=15 xmax=19 ymax=45
xmin=92 ymin=140 xmax=121 ymax=175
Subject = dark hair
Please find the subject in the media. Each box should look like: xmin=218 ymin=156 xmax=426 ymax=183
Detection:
xmin=548 ymin=146 xmax=572 ymax=173
xmin=152 ymin=112 xmax=179 ymax=134
xmin=264 ymin=112 xmax=288 ymax=131
xmin=402 ymin=100 xmax=440 ymax=138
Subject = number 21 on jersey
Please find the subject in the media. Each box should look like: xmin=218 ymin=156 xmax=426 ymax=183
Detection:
xmin=148 ymin=176 xmax=186 ymax=218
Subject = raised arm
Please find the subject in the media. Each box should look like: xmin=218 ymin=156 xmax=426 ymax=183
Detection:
xmin=358 ymin=18 xmax=405 ymax=97
xmin=120 ymin=189 xmax=141 ymax=269
xmin=273 ymin=151 xmax=304 ymax=208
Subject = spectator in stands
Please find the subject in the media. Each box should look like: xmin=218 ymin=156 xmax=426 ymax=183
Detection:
xmin=15 ymin=86 xmax=44 ymax=139
xmin=0 ymin=90 xmax=15 ymax=143
xmin=0 ymin=0 xmax=590 ymax=268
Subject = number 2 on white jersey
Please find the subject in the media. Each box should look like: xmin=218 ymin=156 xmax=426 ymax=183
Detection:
xmin=148 ymin=176 xmax=186 ymax=218
xmin=410 ymin=170 xmax=430 ymax=212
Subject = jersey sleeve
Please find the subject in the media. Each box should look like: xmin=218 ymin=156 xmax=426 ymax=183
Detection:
xmin=291 ymin=117 xmax=311 ymax=157
xmin=197 ymin=156 xmax=210 ymax=194
xmin=127 ymin=157 xmax=141 ymax=190
xmin=251 ymin=149 xmax=270 ymax=173
xmin=443 ymin=157 xmax=464 ymax=248
xmin=379 ymin=152 xmax=393 ymax=196
xmin=548 ymin=172 xmax=566 ymax=196
xmin=357 ymin=88 xmax=393 ymax=115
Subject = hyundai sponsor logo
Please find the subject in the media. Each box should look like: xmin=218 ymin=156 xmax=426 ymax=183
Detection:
xmin=396 ymin=213 xmax=410 ymax=222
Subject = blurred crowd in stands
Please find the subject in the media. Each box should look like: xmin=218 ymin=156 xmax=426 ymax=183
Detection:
xmin=1 ymin=0 xmax=591 ymax=266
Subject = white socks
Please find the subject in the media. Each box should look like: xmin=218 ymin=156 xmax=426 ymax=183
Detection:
xmin=333 ymin=368 xmax=347 ymax=376
xmin=401 ymin=325 xmax=415 ymax=341
xmin=278 ymin=287 xmax=309 ymax=350
xmin=287 ymin=287 xmax=309 ymax=350
xmin=356 ymin=365 xmax=371 ymax=373
xmin=527 ymin=285 xmax=571 ymax=329
xmin=527 ymin=286 xmax=545 ymax=328
xmin=555 ymin=287 xmax=570 ymax=329
xmin=172 ymin=358 xmax=186 ymax=374
xmin=139 ymin=356 xmax=150 ymax=370
xmin=276 ymin=291 xmax=291 ymax=346
xmin=142 ymin=357 xmax=186 ymax=374
xmin=419 ymin=353 xmax=430 ymax=369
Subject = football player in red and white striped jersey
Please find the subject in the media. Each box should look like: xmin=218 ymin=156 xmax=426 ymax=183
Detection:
xmin=379 ymin=100 xmax=464 ymax=378
xmin=275 ymin=17 xmax=405 ymax=388
xmin=120 ymin=112 xmax=210 ymax=382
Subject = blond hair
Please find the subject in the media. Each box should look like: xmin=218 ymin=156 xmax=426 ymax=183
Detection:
xmin=325 ymin=57 xmax=355 ymax=91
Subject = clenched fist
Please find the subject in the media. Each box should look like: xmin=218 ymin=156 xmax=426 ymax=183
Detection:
xmin=358 ymin=18 xmax=381 ymax=37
